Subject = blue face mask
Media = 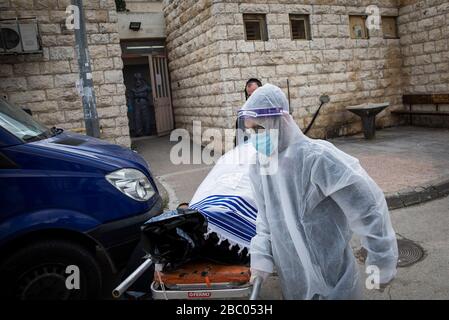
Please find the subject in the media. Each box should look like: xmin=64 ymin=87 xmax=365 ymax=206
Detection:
xmin=251 ymin=132 xmax=276 ymax=156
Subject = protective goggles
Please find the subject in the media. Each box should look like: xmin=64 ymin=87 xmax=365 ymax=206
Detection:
xmin=237 ymin=107 xmax=286 ymax=119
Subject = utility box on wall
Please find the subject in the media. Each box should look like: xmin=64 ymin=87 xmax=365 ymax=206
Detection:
xmin=0 ymin=17 xmax=42 ymax=55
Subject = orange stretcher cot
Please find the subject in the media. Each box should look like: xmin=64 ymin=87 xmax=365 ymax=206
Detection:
xmin=155 ymin=261 xmax=251 ymax=285
xmin=151 ymin=261 xmax=253 ymax=299
xmin=113 ymin=259 xmax=261 ymax=300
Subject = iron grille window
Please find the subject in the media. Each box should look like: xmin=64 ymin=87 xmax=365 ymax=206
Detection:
xmin=290 ymin=14 xmax=311 ymax=40
xmin=243 ymin=14 xmax=268 ymax=41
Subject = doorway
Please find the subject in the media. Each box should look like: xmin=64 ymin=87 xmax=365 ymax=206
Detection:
xmin=123 ymin=57 xmax=157 ymax=137
xmin=121 ymin=39 xmax=174 ymax=138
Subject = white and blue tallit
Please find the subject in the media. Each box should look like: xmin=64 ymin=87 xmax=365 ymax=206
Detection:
xmin=190 ymin=143 xmax=258 ymax=252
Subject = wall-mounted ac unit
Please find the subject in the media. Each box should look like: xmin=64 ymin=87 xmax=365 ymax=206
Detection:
xmin=0 ymin=18 xmax=41 ymax=54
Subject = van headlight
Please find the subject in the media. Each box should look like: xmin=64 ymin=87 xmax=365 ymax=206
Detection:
xmin=106 ymin=168 xmax=155 ymax=201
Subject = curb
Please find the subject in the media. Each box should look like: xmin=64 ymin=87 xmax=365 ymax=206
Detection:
xmin=386 ymin=175 xmax=449 ymax=210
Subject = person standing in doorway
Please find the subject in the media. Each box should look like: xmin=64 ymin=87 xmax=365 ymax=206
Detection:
xmin=130 ymin=73 xmax=152 ymax=137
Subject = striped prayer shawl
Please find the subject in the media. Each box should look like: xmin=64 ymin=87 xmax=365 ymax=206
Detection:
xmin=190 ymin=194 xmax=257 ymax=251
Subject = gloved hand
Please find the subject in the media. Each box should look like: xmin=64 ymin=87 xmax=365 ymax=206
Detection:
xmin=250 ymin=268 xmax=270 ymax=284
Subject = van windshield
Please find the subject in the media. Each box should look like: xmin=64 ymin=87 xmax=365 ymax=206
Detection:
xmin=0 ymin=98 xmax=51 ymax=142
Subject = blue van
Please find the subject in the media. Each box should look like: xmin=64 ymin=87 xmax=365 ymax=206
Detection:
xmin=0 ymin=98 xmax=162 ymax=299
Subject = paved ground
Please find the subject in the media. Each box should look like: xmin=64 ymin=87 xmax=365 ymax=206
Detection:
xmin=131 ymin=126 xmax=449 ymax=300
xmin=333 ymin=126 xmax=449 ymax=194
xmin=361 ymin=195 xmax=449 ymax=300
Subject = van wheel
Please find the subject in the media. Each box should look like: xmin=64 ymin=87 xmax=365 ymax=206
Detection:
xmin=0 ymin=240 xmax=102 ymax=300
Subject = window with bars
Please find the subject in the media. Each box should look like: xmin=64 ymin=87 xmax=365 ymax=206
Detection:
xmin=243 ymin=14 xmax=268 ymax=41
xmin=289 ymin=14 xmax=311 ymax=40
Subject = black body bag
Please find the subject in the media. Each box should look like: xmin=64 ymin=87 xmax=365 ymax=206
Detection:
xmin=140 ymin=208 xmax=207 ymax=271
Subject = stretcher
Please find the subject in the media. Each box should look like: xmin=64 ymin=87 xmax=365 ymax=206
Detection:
xmin=113 ymin=207 xmax=262 ymax=300
xmin=113 ymin=258 xmax=262 ymax=300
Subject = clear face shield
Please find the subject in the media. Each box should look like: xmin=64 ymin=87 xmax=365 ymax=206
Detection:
xmin=237 ymin=107 xmax=283 ymax=147
xmin=236 ymin=107 xmax=284 ymax=175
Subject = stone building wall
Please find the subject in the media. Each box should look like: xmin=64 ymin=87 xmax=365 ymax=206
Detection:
xmin=124 ymin=0 xmax=163 ymax=13
xmin=117 ymin=0 xmax=165 ymax=39
xmin=399 ymin=0 xmax=449 ymax=94
xmin=164 ymin=0 xmax=405 ymax=150
xmin=0 ymin=0 xmax=130 ymax=146
xmin=397 ymin=0 xmax=449 ymax=127
xmin=163 ymin=0 xmax=235 ymax=149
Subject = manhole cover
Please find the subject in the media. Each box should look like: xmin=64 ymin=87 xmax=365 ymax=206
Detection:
xmin=354 ymin=239 xmax=425 ymax=268
xmin=397 ymin=239 xmax=425 ymax=267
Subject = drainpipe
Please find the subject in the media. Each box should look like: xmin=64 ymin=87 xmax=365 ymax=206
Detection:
xmin=72 ymin=0 xmax=101 ymax=138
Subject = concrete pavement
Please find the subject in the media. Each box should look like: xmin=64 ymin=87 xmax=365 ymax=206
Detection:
xmin=362 ymin=195 xmax=449 ymax=300
xmin=333 ymin=127 xmax=449 ymax=194
xmin=333 ymin=126 xmax=449 ymax=209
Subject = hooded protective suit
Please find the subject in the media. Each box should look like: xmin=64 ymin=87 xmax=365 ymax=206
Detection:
xmin=239 ymin=84 xmax=398 ymax=300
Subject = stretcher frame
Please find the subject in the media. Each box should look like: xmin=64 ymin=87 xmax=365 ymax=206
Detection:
xmin=113 ymin=258 xmax=262 ymax=300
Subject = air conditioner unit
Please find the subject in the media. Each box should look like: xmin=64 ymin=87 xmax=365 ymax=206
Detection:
xmin=0 ymin=18 xmax=41 ymax=54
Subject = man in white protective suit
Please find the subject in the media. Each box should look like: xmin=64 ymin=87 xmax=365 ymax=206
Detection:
xmin=237 ymin=83 xmax=398 ymax=300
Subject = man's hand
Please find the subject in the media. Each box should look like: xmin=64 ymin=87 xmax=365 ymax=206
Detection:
xmin=250 ymin=268 xmax=271 ymax=284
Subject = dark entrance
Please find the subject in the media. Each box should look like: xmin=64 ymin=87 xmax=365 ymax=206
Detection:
xmin=121 ymin=39 xmax=174 ymax=137
xmin=123 ymin=57 xmax=157 ymax=137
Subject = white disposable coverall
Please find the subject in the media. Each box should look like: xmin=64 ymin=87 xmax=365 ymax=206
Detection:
xmin=242 ymin=84 xmax=398 ymax=300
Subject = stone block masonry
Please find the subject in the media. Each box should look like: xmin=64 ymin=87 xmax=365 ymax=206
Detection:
xmin=398 ymin=0 xmax=449 ymax=128
xmin=399 ymin=1 xmax=449 ymax=93
xmin=0 ymin=0 xmax=131 ymax=147
xmin=164 ymin=0 xmax=448 ymax=150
